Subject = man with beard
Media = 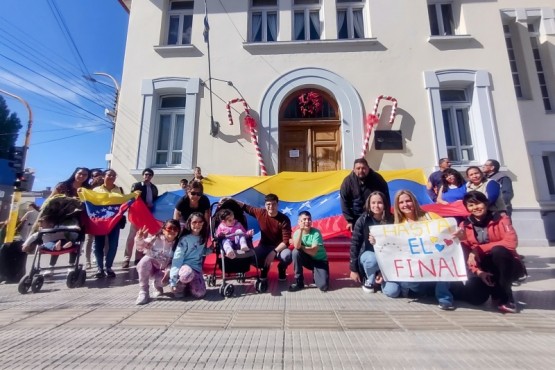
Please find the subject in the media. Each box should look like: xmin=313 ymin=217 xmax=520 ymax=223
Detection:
xmin=340 ymin=158 xmax=390 ymax=232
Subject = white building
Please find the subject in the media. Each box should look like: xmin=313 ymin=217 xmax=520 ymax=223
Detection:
xmin=113 ymin=0 xmax=555 ymax=245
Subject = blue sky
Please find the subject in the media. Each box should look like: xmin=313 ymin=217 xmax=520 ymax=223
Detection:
xmin=0 ymin=0 xmax=128 ymax=190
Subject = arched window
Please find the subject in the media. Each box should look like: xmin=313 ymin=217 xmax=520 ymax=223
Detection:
xmin=281 ymin=89 xmax=338 ymax=120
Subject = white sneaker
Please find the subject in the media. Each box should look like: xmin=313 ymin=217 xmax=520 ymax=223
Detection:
xmin=362 ymin=283 xmax=374 ymax=293
xmin=135 ymin=291 xmax=149 ymax=305
xmin=44 ymin=267 xmax=55 ymax=277
xmin=153 ymin=287 xmax=164 ymax=298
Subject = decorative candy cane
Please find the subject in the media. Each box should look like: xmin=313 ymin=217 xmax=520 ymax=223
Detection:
xmin=226 ymin=98 xmax=267 ymax=176
xmin=226 ymin=98 xmax=249 ymax=125
xmin=360 ymin=95 xmax=398 ymax=158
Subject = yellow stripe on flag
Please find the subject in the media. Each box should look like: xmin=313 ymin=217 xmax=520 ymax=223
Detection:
xmin=253 ymin=170 xmax=350 ymax=202
xmin=202 ymin=175 xmax=270 ymax=197
xmin=199 ymin=168 xmax=428 ymax=202
xmin=78 ymin=188 xmax=137 ymax=206
xmin=380 ymin=169 xmax=428 ymax=185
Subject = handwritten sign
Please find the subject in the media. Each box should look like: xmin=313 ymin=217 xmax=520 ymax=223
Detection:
xmin=370 ymin=218 xmax=467 ymax=282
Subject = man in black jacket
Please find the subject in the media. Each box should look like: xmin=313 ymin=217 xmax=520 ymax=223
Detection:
xmin=340 ymin=158 xmax=390 ymax=232
xmin=122 ymin=168 xmax=159 ymax=268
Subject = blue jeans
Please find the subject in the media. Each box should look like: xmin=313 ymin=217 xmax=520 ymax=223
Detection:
xmin=359 ymin=250 xmax=379 ymax=285
xmin=94 ymin=227 xmax=120 ymax=271
xmin=382 ymin=281 xmax=453 ymax=305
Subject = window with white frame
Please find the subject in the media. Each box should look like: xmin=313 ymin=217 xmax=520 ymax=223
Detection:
xmin=427 ymin=1 xmax=455 ymax=36
xmin=155 ymin=96 xmax=186 ymax=166
xmin=528 ymin=22 xmax=552 ymax=111
xmin=250 ymin=0 xmax=278 ymax=42
xmin=440 ymin=90 xmax=474 ymax=163
xmin=166 ymin=0 xmax=194 ymax=45
xmin=293 ymin=0 xmax=321 ymax=41
xmin=336 ymin=0 xmax=365 ymax=39
xmin=424 ymin=70 xmax=499 ymax=167
xmin=138 ymin=77 xmax=200 ymax=172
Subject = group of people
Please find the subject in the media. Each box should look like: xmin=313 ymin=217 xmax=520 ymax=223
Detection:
xmin=15 ymin=157 xmax=523 ymax=313
xmin=16 ymin=166 xmax=206 ymax=280
xmin=345 ymin=158 xmax=523 ymax=313
xmin=427 ymin=158 xmax=513 ymax=215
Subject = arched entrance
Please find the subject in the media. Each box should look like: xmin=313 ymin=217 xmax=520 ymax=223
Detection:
xmin=278 ymin=89 xmax=342 ymax=172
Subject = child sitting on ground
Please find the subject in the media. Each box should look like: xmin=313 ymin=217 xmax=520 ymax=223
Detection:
xmin=170 ymin=212 xmax=210 ymax=299
xmin=215 ymin=209 xmax=252 ymax=259
xmin=134 ymin=220 xmax=180 ymax=305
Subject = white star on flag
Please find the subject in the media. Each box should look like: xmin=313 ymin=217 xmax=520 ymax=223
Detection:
xmin=281 ymin=206 xmax=293 ymax=215
xmin=299 ymin=201 xmax=311 ymax=209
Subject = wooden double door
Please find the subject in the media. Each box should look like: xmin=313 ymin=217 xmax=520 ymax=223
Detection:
xmin=278 ymin=121 xmax=342 ymax=172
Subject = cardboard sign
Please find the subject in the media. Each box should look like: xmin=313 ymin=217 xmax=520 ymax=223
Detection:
xmin=370 ymin=218 xmax=467 ymax=282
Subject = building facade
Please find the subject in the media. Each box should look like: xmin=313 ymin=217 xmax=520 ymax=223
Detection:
xmin=113 ymin=0 xmax=555 ymax=245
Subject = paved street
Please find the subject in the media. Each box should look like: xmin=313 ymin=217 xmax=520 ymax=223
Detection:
xmin=1 ymin=237 xmax=554 ymax=369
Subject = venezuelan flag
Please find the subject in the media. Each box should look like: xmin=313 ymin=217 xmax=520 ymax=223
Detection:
xmin=150 ymin=169 xmax=467 ymax=241
xmin=78 ymin=189 xmax=136 ymax=235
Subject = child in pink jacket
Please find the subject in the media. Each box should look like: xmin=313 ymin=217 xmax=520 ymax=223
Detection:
xmin=215 ymin=209 xmax=252 ymax=259
xmin=134 ymin=220 xmax=180 ymax=305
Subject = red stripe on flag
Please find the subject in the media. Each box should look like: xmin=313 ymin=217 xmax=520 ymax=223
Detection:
xmin=128 ymin=197 xmax=162 ymax=234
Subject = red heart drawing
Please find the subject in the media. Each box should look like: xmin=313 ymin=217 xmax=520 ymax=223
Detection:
xmin=443 ymin=239 xmax=453 ymax=246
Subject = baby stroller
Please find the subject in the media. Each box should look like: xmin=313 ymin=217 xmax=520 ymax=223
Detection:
xmin=207 ymin=199 xmax=266 ymax=297
xmin=18 ymin=195 xmax=87 ymax=294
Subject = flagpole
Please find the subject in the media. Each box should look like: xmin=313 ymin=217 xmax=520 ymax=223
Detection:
xmin=204 ymin=0 xmax=218 ymax=137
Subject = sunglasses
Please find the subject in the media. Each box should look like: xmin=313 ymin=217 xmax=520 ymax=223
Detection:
xmin=164 ymin=226 xmax=179 ymax=232
xmin=190 ymin=191 xmax=202 ymax=196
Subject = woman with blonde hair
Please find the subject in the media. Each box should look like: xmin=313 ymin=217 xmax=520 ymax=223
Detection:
xmin=392 ymin=189 xmax=441 ymax=224
xmin=379 ymin=190 xmax=455 ymax=310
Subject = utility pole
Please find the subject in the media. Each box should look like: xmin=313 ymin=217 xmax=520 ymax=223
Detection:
xmin=84 ymin=72 xmax=120 ymax=168
xmin=0 ymin=89 xmax=33 ymax=243
xmin=204 ymin=0 xmax=219 ymax=137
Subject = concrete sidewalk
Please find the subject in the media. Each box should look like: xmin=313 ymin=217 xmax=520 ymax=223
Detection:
xmin=0 ymin=238 xmax=554 ymax=369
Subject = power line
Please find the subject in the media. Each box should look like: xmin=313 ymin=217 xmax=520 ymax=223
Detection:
xmin=0 ymin=20 xmax=105 ymax=95
xmin=0 ymin=65 xmax=113 ymax=125
xmin=32 ymin=128 xmax=110 ymax=146
xmin=46 ymin=0 xmax=109 ymax=109
xmin=0 ymin=52 xmax=113 ymax=110
xmin=0 ymin=123 xmax=107 ymax=136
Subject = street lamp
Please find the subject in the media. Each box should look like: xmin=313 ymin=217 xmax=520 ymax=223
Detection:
xmin=84 ymin=72 xmax=120 ymax=168
xmin=0 ymin=88 xmax=33 ymax=243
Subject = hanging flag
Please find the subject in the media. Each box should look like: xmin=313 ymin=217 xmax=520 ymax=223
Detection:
xmin=203 ymin=15 xmax=210 ymax=43
xmin=78 ymin=189 xmax=136 ymax=235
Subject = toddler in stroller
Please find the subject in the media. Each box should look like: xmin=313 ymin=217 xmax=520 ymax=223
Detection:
xmin=18 ymin=195 xmax=86 ymax=294
xmin=207 ymin=200 xmax=265 ymax=297
xmin=22 ymin=218 xmax=78 ymax=252
xmin=21 ymin=195 xmax=81 ymax=253
xmin=215 ymin=209 xmax=252 ymax=259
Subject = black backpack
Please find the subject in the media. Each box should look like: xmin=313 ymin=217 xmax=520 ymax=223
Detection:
xmin=0 ymin=240 xmax=27 ymax=283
